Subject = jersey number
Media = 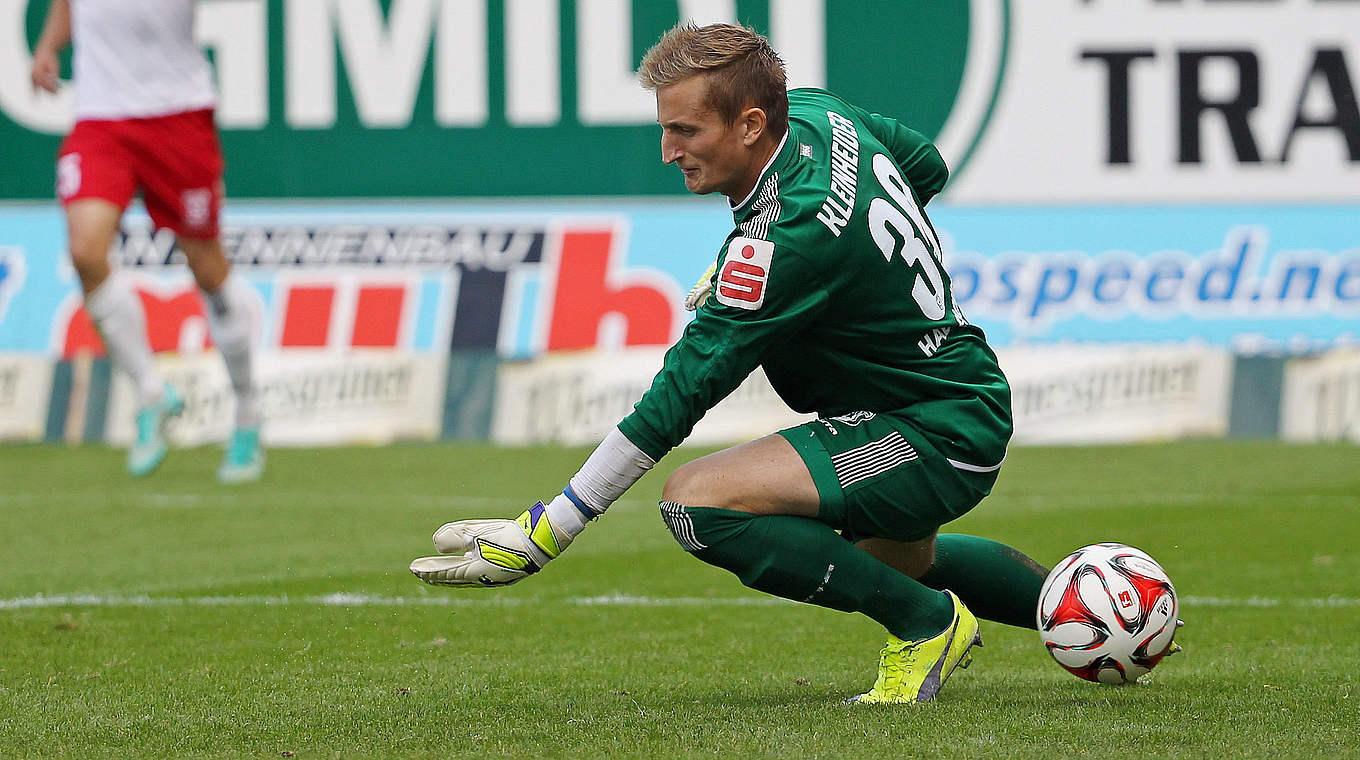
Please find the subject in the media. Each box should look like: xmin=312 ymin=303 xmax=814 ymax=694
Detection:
xmin=866 ymin=153 xmax=947 ymax=321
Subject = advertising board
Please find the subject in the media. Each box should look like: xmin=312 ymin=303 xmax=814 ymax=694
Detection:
xmin=5 ymin=1 xmax=1354 ymax=201
xmin=998 ymin=344 xmax=1233 ymax=444
xmin=1 ymin=202 xmax=1356 ymax=356
xmin=492 ymin=347 xmax=812 ymax=446
xmin=103 ymin=350 xmax=448 ymax=447
xmin=0 ymin=353 xmax=51 ymax=441
xmin=1281 ymin=348 xmax=1360 ymax=443
xmin=0 ymin=0 xmax=992 ymax=199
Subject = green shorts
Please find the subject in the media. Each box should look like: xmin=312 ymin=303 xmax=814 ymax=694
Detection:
xmin=777 ymin=411 xmax=1000 ymax=542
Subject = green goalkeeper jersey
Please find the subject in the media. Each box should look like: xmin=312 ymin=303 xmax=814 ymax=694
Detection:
xmin=618 ymin=88 xmax=1011 ymax=471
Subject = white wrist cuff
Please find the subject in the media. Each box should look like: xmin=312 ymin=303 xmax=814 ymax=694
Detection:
xmin=567 ymin=427 xmax=656 ymax=515
xmin=543 ymin=492 xmax=588 ymax=539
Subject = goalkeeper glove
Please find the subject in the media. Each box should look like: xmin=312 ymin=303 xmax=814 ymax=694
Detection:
xmin=409 ymin=501 xmax=570 ymax=587
xmin=684 ymin=261 xmax=717 ymax=311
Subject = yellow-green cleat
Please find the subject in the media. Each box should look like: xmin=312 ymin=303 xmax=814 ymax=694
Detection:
xmin=849 ymin=590 xmax=982 ymax=704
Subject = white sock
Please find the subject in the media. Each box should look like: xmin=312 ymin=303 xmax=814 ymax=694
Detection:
xmin=85 ymin=273 xmax=163 ymax=407
xmin=202 ymin=272 xmax=261 ymax=429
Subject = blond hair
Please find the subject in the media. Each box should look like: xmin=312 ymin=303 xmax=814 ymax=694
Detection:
xmin=638 ymin=23 xmax=788 ymax=138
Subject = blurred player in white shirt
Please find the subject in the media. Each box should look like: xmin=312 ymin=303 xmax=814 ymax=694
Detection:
xmin=31 ymin=0 xmax=263 ymax=482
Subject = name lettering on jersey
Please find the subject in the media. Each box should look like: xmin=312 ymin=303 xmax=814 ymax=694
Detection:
xmin=716 ymin=237 xmax=774 ymax=310
xmin=917 ymin=326 xmax=951 ymax=357
xmin=816 ymin=111 xmax=860 ymax=237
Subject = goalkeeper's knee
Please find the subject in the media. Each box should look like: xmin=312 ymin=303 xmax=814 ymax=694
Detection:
xmin=658 ymin=502 xmax=782 ymax=589
xmin=661 ymin=501 xmax=760 ymax=555
xmin=660 ymin=501 xmax=712 ymax=553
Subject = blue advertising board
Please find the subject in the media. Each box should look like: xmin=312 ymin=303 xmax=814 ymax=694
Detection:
xmin=934 ymin=205 xmax=1360 ymax=351
xmin=1 ymin=201 xmax=1356 ymax=356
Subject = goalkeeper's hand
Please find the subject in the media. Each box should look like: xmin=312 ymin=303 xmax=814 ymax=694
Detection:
xmin=409 ymin=502 xmax=566 ymax=587
xmin=684 ymin=261 xmax=717 ymax=311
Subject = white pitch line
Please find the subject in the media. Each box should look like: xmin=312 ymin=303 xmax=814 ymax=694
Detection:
xmin=1181 ymin=595 xmax=1360 ymax=608
xmin=0 ymin=592 xmax=793 ymax=611
xmin=1 ymin=593 xmax=1358 ymax=611
xmin=0 ymin=494 xmax=662 ymax=510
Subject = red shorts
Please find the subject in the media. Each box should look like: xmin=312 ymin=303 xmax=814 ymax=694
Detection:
xmin=56 ymin=108 xmax=224 ymax=238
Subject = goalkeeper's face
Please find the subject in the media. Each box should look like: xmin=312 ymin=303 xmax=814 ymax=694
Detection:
xmin=656 ymin=74 xmax=765 ymax=201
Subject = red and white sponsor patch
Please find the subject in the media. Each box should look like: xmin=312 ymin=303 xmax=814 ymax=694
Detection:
xmin=715 ymin=237 xmax=774 ymax=310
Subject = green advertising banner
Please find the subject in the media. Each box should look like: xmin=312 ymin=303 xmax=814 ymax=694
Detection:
xmin=1 ymin=0 xmax=1004 ymax=199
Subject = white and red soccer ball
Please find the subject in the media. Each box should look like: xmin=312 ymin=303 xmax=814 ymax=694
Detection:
xmin=1037 ymin=543 xmax=1179 ymax=684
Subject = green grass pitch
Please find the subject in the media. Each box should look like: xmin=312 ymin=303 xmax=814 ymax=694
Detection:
xmin=1 ymin=440 xmax=1356 ymax=759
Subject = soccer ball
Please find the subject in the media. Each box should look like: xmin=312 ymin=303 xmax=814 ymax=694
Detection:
xmin=1036 ymin=542 xmax=1179 ymax=684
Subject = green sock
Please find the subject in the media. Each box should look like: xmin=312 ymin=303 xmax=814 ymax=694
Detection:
xmin=917 ymin=534 xmax=1049 ymax=630
xmin=660 ymin=503 xmax=953 ymax=641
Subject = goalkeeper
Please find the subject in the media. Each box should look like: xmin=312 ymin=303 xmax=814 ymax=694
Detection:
xmin=412 ymin=22 xmax=1048 ymax=704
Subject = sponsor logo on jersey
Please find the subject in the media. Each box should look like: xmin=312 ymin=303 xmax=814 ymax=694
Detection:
xmin=831 ymin=411 xmax=876 ymax=426
xmin=819 ymin=410 xmax=876 ymax=435
xmin=918 ymin=325 xmax=952 ymax=357
xmin=716 ymin=237 xmax=774 ymax=310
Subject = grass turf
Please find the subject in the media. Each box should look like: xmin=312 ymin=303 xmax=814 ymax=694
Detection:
xmin=0 ymin=440 xmax=1356 ymax=759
